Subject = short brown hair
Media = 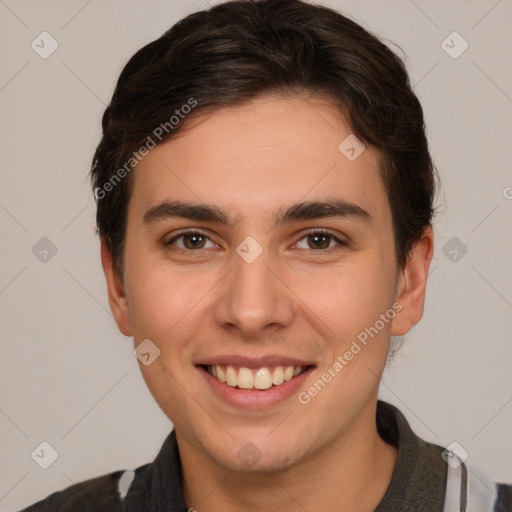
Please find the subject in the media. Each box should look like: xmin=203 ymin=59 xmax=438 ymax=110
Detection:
xmin=90 ymin=0 xmax=437 ymax=275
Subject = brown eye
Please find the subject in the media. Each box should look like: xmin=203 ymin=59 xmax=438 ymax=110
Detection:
xmin=295 ymin=231 xmax=346 ymax=251
xmin=307 ymin=234 xmax=330 ymax=249
xmin=166 ymin=231 xmax=216 ymax=250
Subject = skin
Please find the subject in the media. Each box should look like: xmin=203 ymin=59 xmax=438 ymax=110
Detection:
xmin=102 ymin=94 xmax=433 ymax=511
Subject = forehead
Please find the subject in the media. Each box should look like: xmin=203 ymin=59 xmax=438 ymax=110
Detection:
xmin=129 ymin=94 xmax=390 ymax=229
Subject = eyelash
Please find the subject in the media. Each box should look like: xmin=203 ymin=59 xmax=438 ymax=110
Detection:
xmin=165 ymin=228 xmax=348 ymax=254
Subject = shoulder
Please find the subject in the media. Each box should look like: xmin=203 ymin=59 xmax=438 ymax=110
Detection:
xmin=18 ymin=470 xmax=127 ymax=512
xmin=376 ymin=401 xmax=512 ymax=511
xmin=18 ymin=429 xmax=180 ymax=511
xmin=494 ymin=482 xmax=512 ymax=511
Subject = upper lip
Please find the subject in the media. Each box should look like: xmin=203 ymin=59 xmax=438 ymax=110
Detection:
xmin=195 ymin=355 xmax=315 ymax=369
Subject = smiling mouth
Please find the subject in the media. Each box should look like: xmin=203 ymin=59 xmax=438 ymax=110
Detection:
xmin=199 ymin=364 xmax=312 ymax=390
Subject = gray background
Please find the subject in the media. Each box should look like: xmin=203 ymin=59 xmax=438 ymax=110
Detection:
xmin=1 ymin=0 xmax=511 ymax=510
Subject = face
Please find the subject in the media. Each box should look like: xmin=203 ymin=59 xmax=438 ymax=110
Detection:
xmin=102 ymin=94 xmax=432 ymax=473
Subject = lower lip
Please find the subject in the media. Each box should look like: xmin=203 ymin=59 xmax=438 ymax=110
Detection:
xmin=198 ymin=366 xmax=314 ymax=409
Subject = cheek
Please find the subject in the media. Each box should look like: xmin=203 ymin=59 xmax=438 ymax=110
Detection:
xmin=295 ymin=257 xmax=396 ymax=340
xmin=124 ymin=261 xmax=208 ymax=345
xmin=124 ymin=264 xmax=209 ymax=413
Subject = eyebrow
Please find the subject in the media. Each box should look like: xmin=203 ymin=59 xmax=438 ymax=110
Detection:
xmin=142 ymin=198 xmax=372 ymax=227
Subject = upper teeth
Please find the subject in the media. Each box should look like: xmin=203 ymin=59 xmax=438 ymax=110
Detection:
xmin=206 ymin=365 xmax=306 ymax=390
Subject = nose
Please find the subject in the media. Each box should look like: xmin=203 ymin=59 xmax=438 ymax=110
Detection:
xmin=212 ymin=245 xmax=295 ymax=339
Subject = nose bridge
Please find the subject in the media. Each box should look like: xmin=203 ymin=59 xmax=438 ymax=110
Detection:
xmin=213 ymin=241 xmax=294 ymax=336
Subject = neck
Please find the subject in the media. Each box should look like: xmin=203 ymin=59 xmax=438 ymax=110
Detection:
xmin=179 ymin=401 xmax=398 ymax=512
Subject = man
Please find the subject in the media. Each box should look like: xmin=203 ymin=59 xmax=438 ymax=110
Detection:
xmin=20 ymin=0 xmax=511 ymax=510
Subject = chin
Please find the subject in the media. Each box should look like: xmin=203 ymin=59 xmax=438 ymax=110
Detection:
xmin=198 ymin=430 xmax=311 ymax=475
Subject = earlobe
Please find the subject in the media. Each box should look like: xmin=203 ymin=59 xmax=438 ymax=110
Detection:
xmin=391 ymin=226 xmax=434 ymax=336
xmin=100 ymin=238 xmax=133 ymax=336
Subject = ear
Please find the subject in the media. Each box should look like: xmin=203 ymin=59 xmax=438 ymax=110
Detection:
xmin=100 ymin=238 xmax=132 ymax=336
xmin=391 ymin=226 xmax=434 ymax=336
